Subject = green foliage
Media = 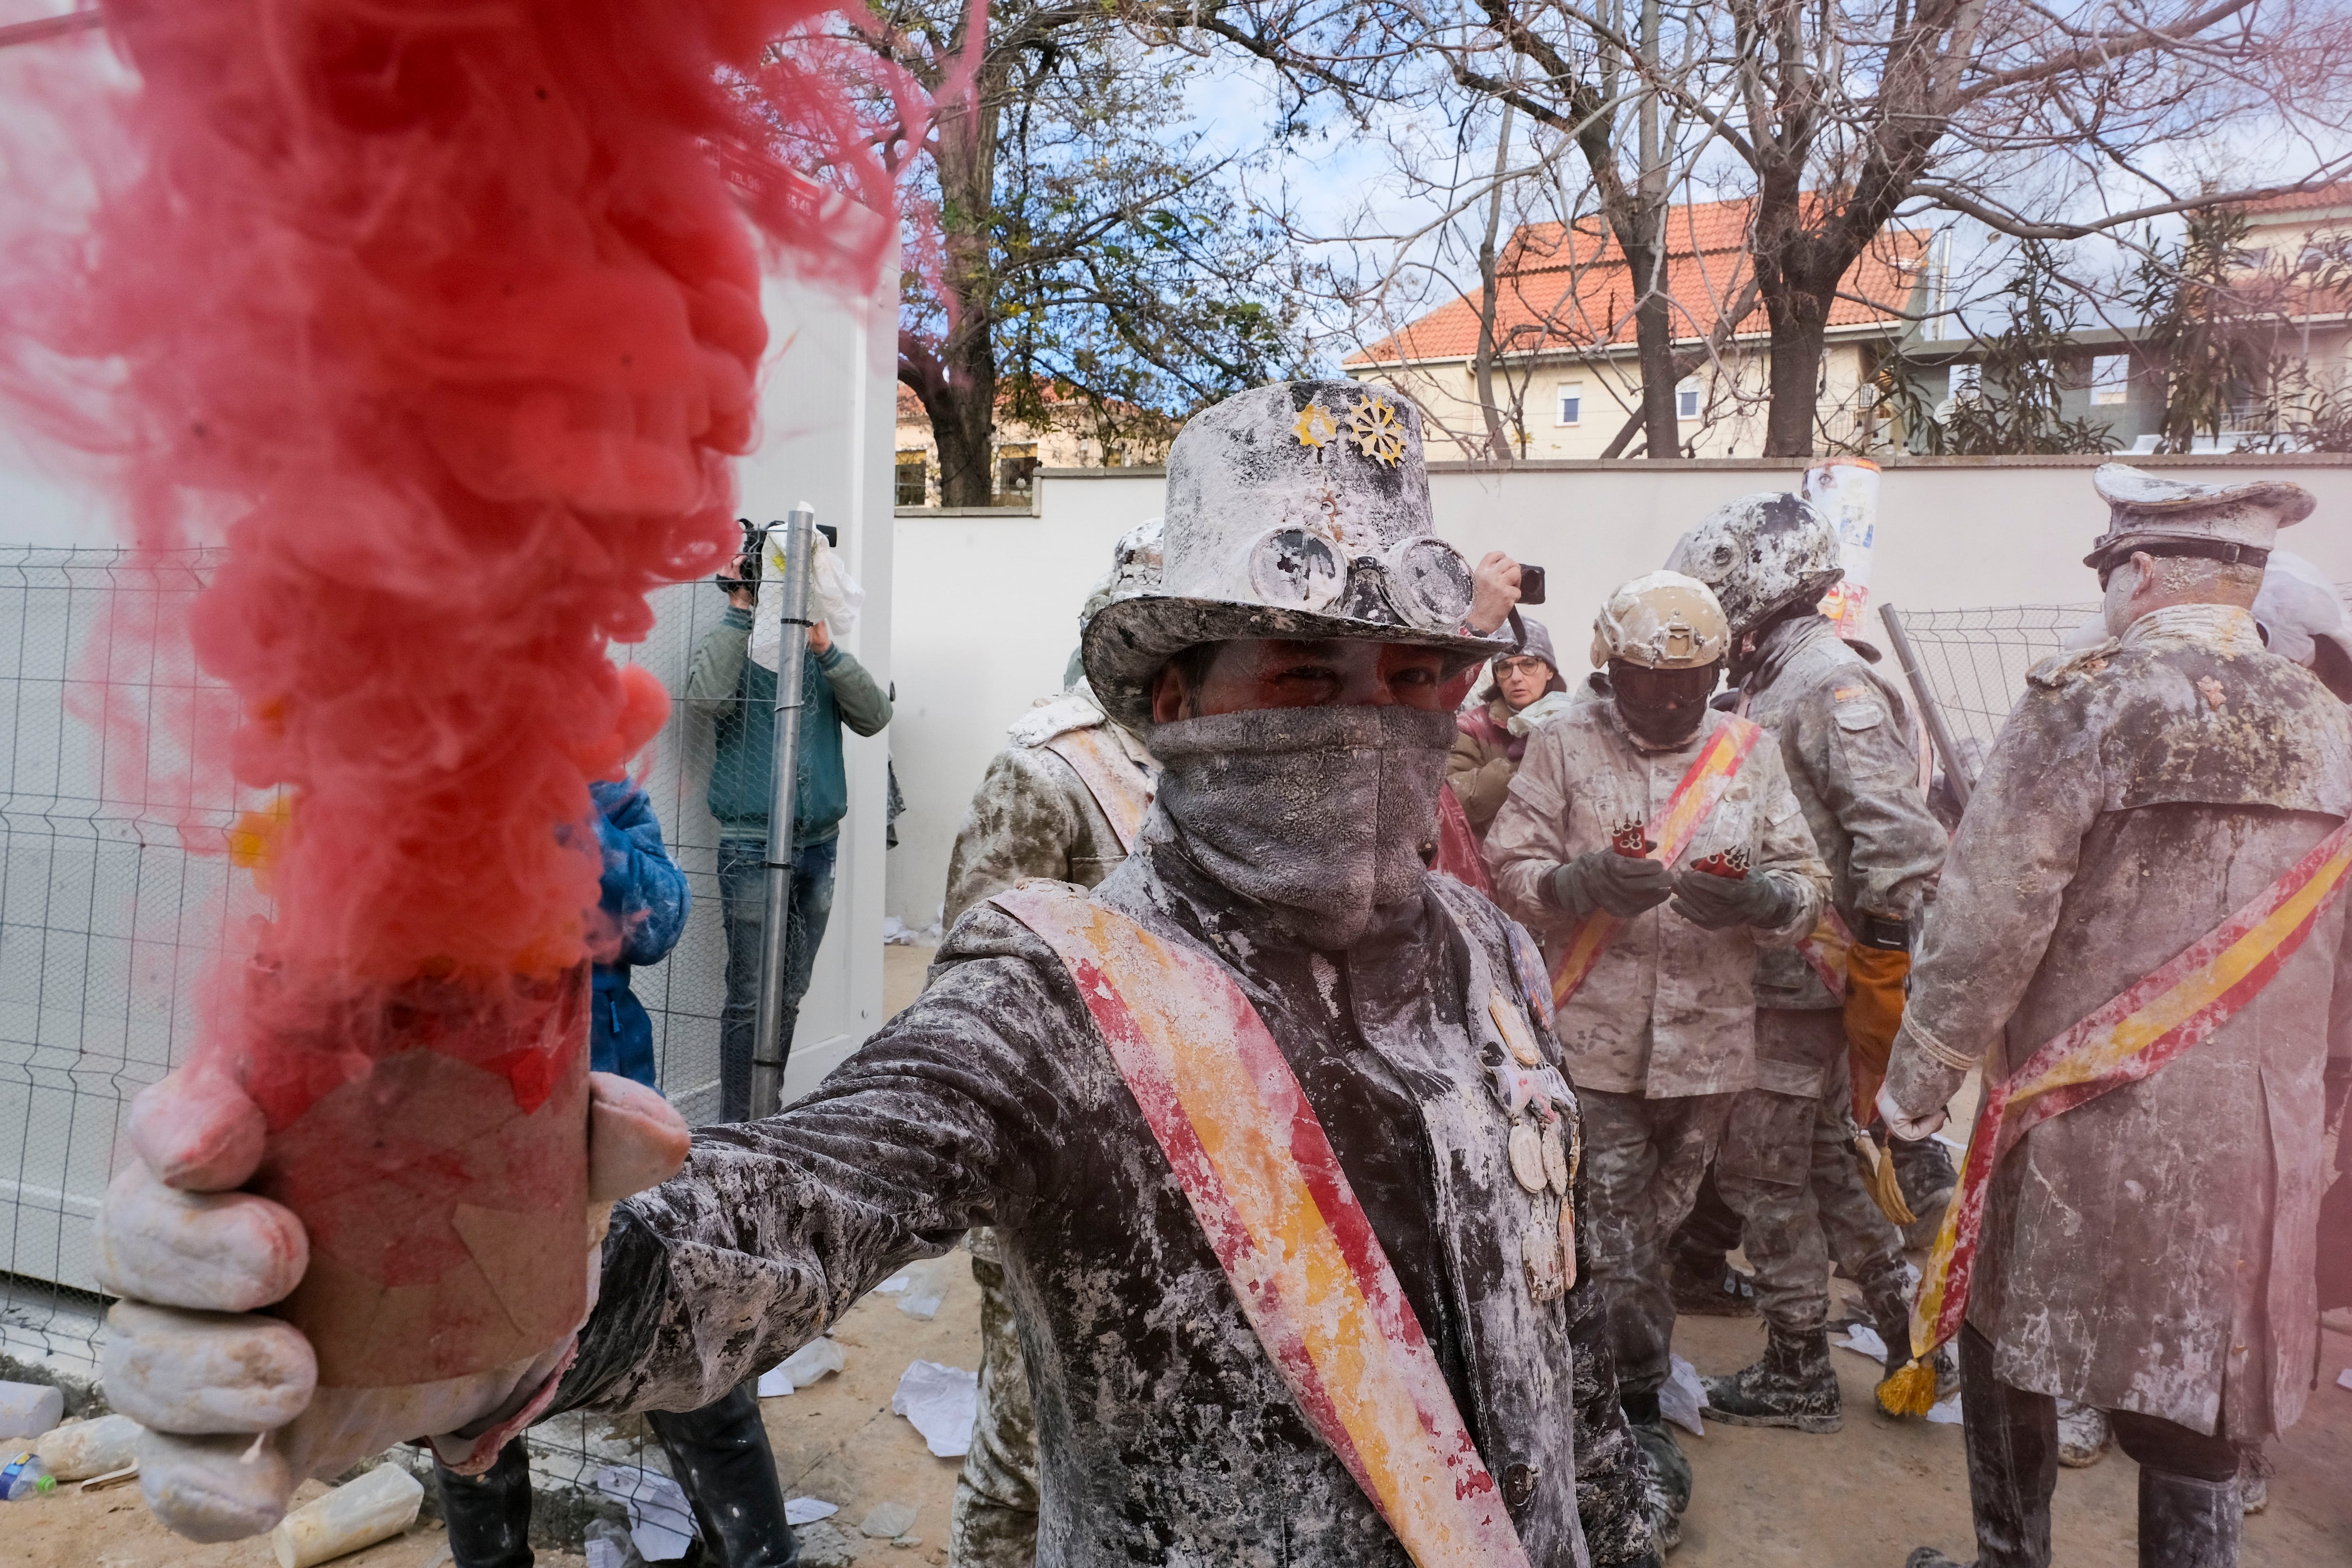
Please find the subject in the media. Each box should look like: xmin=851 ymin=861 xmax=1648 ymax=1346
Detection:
xmin=1887 ymin=241 xmax=2116 ymax=456
xmin=2129 ymin=207 xmax=2274 ymax=453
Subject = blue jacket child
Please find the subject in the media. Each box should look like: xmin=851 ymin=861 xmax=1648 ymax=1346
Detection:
xmin=589 ymin=778 xmax=691 ymax=1088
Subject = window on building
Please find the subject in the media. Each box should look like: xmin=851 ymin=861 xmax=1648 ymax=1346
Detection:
xmin=995 ymin=443 xmax=1040 ymax=501
xmin=1556 ymin=384 xmax=1582 ymax=426
xmin=1676 ymin=379 xmax=1700 ymax=420
xmin=894 ymin=451 xmax=928 ymax=507
xmin=2091 ymin=354 xmax=2130 ymax=406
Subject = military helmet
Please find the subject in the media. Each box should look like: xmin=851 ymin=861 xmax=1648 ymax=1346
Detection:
xmin=1591 ymin=572 xmax=1730 ymax=670
xmin=1664 ymin=492 xmax=1843 ymax=638
xmin=1079 ymin=516 xmax=1165 ymax=629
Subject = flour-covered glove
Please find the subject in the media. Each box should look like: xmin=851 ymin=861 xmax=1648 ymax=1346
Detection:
xmin=1546 ymin=851 xmax=1672 ymax=919
xmin=91 ymin=1064 xmax=688 ymax=1542
xmin=1876 ymin=1083 xmax=1948 ymax=1143
xmin=1668 ymin=867 xmax=1797 ymax=931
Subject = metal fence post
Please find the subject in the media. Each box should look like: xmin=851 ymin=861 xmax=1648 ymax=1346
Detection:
xmin=749 ymin=507 xmax=816 ymax=1118
xmin=1878 ymin=603 xmax=1972 ymax=813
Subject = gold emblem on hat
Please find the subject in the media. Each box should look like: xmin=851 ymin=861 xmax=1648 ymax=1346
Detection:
xmin=1293 ymin=402 xmax=1340 ymax=451
xmin=1348 ymin=394 xmax=1406 ymax=468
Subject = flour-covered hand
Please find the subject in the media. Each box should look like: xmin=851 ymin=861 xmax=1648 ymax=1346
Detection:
xmin=92 ymin=1066 xmax=686 ymax=1542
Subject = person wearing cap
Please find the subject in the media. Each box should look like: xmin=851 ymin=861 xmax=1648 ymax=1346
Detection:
xmin=1659 ymin=494 xmax=1948 ymax=1436
xmin=1486 ymin=571 xmax=1830 ymax=1550
xmin=95 ymin=382 xmax=1661 ymax=1568
xmin=1449 ymin=616 xmax=1569 ymax=839
xmin=1884 ymin=465 xmax=2352 ymax=1568
xmin=938 ymin=518 xmax=1165 ymax=1568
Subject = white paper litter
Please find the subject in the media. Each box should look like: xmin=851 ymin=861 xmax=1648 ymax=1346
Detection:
xmin=758 ymin=1337 xmax=848 ymax=1398
xmin=1928 ymin=1393 xmax=1965 ymax=1425
xmin=786 ymin=1497 xmax=840 ymax=1526
xmin=594 ymin=1465 xmax=697 ymax=1562
xmin=873 ymin=1274 xmax=911 ymax=1295
xmin=1835 ymin=1323 xmax=1891 ymax=1361
xmin=891 ymin=1361 xmax=979 ymax=1457
xmin=2337 ymin=1367 xmax=2352 ymax=1392
xmin=1659 ymin=1353 xmax=1708 ymax=1437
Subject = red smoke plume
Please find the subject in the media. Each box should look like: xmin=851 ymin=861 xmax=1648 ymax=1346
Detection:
xmin=0 ymin=0 xmax=909 ymax=1390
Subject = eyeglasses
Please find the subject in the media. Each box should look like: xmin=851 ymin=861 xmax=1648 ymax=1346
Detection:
xmin=1494 ymin=657 xmax=1550 ymax=678
xmin=1246 ymin=527 xmax=1475 ymax=632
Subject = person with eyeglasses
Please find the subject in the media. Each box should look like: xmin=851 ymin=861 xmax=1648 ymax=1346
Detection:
xmin=1449 ymin=617 xmax=1569 ymax=843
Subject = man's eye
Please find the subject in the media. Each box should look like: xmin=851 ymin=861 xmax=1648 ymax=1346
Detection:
xmin=1276 ymin=664 xmax=1341 ymax=683
xmin=1392 ymin=667 xmax=1437 ymax=686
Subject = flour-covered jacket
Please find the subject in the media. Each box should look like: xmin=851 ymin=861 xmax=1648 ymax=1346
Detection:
xmin=557 ymin=819 xmax=1652 ymax=1568
xmin=1739 ymin=617 xmax=1945 ymax=1055
xmin=1886 ymin=603 xmax=2352 ymax=1439
xmin=944 ymin=680 xmax=1159 ymax=926
xmin=1486 ymin=704 xmax=1829 ymax=1098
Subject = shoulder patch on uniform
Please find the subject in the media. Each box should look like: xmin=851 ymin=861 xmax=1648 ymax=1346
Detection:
xmin=2026 ymin=639 xmax=2122 ymax=690
xmin=1831 ymin=685 xmax=1865 ymax=702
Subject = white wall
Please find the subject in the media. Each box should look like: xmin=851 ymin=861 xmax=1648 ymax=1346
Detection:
xmin=885 ymin=454 xmax=2352 ymax=922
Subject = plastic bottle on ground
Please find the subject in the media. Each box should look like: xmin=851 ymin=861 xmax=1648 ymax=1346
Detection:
xmin=0 ymin=1454 xmax=55 ymax=1501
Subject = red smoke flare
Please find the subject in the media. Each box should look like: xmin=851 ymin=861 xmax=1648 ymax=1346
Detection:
xmin=0 ymin=0 xmax=906 ymax=1390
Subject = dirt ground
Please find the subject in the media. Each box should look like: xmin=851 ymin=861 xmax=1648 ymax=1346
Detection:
xmin=14 ymin=941 xmax=2347 ymax=1566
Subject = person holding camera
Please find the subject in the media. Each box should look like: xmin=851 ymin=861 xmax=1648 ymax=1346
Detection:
xmin=686 ymin=546 xmax=892 ymax=1122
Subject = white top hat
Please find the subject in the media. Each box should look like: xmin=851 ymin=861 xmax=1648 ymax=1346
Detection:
xmin=1082 ymin=381 xmax=1502 ymax=728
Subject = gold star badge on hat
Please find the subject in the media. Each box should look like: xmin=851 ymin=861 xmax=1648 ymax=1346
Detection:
xmin=1294 ymin=403 xmax=1339 ymax=452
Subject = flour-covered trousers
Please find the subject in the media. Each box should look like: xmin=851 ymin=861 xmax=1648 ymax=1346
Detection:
xmin=1717 ymin=1009 xmax=1910 ymax=1335
xmin=951 ymin=1254 xmax=1041 ymax=1568
xmin=1579 ymin=1087 xmax=1737 ymax=1395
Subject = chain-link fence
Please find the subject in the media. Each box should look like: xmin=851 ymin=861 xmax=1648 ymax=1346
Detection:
xmin=0 ymin=546 xmax=795 ymax=1537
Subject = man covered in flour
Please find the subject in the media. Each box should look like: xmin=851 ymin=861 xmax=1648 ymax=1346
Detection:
xmin=1883 ymin=466 xmax=2351 ymax=1568
xmin=1486 ymin=571 xmax=1831 ymax=1549
xmin=1661 ymin=494 xmax=1947 ymax=1434
xmin=96 ymin=381 xmax=1660 ymax=1568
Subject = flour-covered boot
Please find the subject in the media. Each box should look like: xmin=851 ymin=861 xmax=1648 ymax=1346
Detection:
xmin=1701 ymin=1327 xmax=1841 ymax=1433
xmin=1668 ymin=1256 xmax=1757 ymax=1317
xmin=2236 ymin=1444 xmax=2271 ymax=1516
xmin=1627 ymin=1416 xmax=1691 ymax=1553
xmin=2139 ymin=1468 xmax=2240 ymax=1568
xmin=2055 ymin=1400 xmax=2113 ymax=1468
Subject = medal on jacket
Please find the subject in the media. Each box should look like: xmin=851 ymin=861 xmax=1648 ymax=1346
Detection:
xmin=1486 ymin=989 xmax=1581 ymax=1301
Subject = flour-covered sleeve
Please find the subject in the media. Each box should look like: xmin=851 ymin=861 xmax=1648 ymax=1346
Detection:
xmin=555 ymin=908 xmax=1079 ymax=1415
xmin=1805 ymin=682 xmax=1947 ymax=919
xmin=1747 ymin=744 xmax=1831 ymax=949
xmin=1485 ymin=730 xmax=1575 ymax=933
xmin=1885 ymin=678 xmax=2105 ymax=1114
xmin=944 ymin=746 xmax=1089 ymax=927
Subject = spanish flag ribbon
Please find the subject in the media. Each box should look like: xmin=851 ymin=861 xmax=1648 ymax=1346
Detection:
xmin=1549 ymin=715 xmax=1764 ymax=1009
xmin=1909 ymin=814 xmax=2352 ymax=1362
xmin=996 ymin=881 xmax=1535 ymax=1568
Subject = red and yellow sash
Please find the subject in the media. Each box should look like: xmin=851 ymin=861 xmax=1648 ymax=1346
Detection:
xmin=1549 ymin=715 xmax=1764 ymax=1008
xmin=1911 ymin=816 xmax=2352 ymax=1359
xmin=1796 ymin=907 xmax=1856 ymax=999
xmin=994 ymin=881 xmax=1534 ymax=1568
xmin=1041 ymin=727 xmax=1154 ymax=853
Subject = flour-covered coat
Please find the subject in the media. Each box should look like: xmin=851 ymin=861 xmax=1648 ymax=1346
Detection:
xmin=1886 ymin=605 xmax=2352 ymax=1439
xmin=1740 ymin=617 xmax=1945 ymax=1085
xmin=1486 ymin=703 xmax=1830 ymax=1097
xmin=944 ymin=682 xmax=1157 ymax=926
xmin=557 ymin=822 xmax=1653 ymax=1567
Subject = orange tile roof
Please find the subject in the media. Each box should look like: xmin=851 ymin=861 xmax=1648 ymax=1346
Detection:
xmin=1345 ymin=197 xmax=1930 ymax=366
xmin=2238 ymin=181 xmax=2352 ymax=217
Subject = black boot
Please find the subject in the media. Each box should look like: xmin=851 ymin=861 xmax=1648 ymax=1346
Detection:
xmin=1904 ymin=1325 xmax=2053 ymax=1568
xmin=1702 ymin=1327 xmax=1841 ymax=1433
xmin=436 ymin=1438 xmax=535 ymax=1568
xmin=1667 ymin=1256 xmax=1759 ymax=1317
xmin=647 ymin=1383 xmax=800 ymax=1568
xmin=2139 ymin=1469 xmax=2241 ymax=1568
xmin=1619 ymin=1386 xmax=1690 ymax=1554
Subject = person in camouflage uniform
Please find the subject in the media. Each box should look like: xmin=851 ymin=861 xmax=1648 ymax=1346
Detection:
xmin=1487 ymin=571 xmax=1830 ymax=1551
xmin=938 ymin=522 xmax=1161 ymax=1568
xmin=1662 ymin=495 xmax=1948 ymax=1434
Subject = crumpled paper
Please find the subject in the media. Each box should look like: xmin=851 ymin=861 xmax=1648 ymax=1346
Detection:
xmin=758 ymin=1336 xmax=847 ymax=1397
xmin=891 ymin=1361 xmax=978 ymax=1457
xmin=786 ymin=1497 xmax=840 ymax=1525
xmin=594 ymin=1465 xmax=697 ymax=1562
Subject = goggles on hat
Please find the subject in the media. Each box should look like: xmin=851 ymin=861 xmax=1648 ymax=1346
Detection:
xmin=2091 ymin=537 xmax=2270 ymax=589
xmin=1245 ymin=527 xmax=1476 ymax=632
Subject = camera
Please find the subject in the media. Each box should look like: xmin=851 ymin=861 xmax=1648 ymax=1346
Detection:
xmin=1518 ymin=564 xmax=1547 ymax=605
xmin=714 ymin=518 xmax=843 ymax=593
